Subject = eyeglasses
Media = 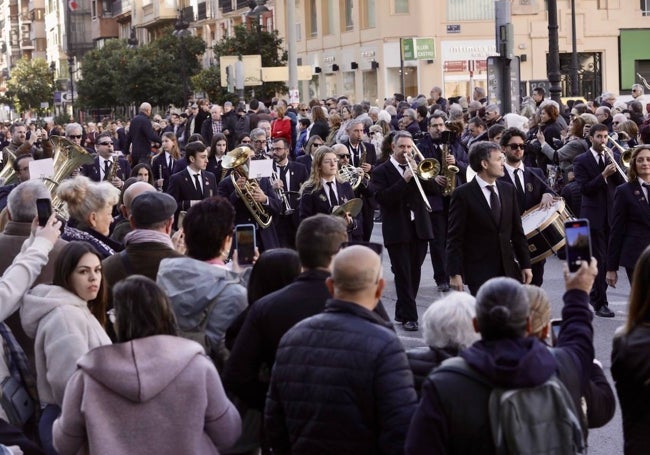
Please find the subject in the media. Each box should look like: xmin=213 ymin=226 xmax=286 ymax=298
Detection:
xmin=253 ymin=139 xmax=265 ymax=144
xmin=98 ymin=142 xmax=113 ymax=146
xmin=241 ymin=140 xmax=251 ymax=144
xmin=107 ymin=308 xmax=116 ymax=324
xmin=313 ymin=143 xmax=324 ymax=147
xmin=337 ymin=154 xmax=350 ymax=158
xmin=507 ymin=143 xmax=525 ymax=150
xmin=300 ymin=108 xmax=309 ymax=112
xmin=68 ymin=135 xmax=82 ymax=139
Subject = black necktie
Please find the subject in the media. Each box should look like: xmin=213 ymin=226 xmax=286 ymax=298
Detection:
xmin=168 ymin=156 xmax=173 ymax=170
xmin=513 ymin=168 xmax=525 ymax=209
xmin=193 ymin=173 xmax=203 ymax=198
xmin=644 ymin=183 xmax=650 ymax=206
xmin=399 ymin=164 xmax=408 ymax=173
xmin=487 ymin=185 xmax=501 ymax=224
xmin=278 ymin=165 xmax=288 ymax=188
xmin=103 ymin=160 xmax=111 ymax=180
xmin=598 ymin=153 xmax=605 ymax=172
xmin=327 ymin=181 xmax=338 ymax=207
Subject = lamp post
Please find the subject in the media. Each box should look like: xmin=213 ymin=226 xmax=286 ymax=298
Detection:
xmin=68 ymin=56 xmax=76 ymax=120
xmin=247 ymin=0 xmax=269 ymax=100
xmin=173 ymin=9 xmax=191 ymax=106
xmin=49 ymin=62 xmax=56 ymax=116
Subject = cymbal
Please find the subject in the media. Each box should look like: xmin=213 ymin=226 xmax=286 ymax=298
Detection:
xmin=332 ymin=198 xmax=363 ymax=217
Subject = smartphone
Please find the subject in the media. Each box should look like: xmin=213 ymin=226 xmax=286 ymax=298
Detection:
xmin=564 ymin=219 xmax=592 ymax=272
xmin=36 ymin=198 xmax=52 ymax=227
xmin=235 ymin=224 xmax=256 ymax=266
xmin=550 ymin=318 xmax=562 ymax=346
xmin=342 ymin=241 xmax=383 ymax=256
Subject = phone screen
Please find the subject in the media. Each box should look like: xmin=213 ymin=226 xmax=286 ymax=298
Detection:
xmin=550 ymin=319 xmax=562 ymax=346
xmin=235 ymin=224 xmax=256 ymax=265
xmin=36 ymin=198 xmax=52 ymax=227
xmin=564 ymin=219 xmax=592 ymax=272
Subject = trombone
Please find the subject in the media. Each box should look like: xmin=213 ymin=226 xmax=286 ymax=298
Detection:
xmin=603 ymin=145 xmax=628 ymax=183
xmin=404 ymin=141 xmax=439 ymax=213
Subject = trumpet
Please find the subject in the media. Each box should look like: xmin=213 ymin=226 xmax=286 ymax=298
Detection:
xmin=603 ymin=145 xmax=628 ymax=183
xmin=271 ymin=170 xmax=294 ymax=215
xmin=404 ymin=142 xmax=438 ymax=213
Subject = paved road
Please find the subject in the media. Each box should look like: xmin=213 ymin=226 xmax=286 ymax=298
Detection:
xmin=369 ymin=223 xmax=627 ymax=454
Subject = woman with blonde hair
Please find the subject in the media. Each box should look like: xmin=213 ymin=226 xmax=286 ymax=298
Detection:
xmin=271 ymin=104 xmax=292 ymax=149
xmin=58 ymin=175 xmax=122 ymax=258
xmin=524 ymin=284 xmax=615 ymax=430
xmin=152 ymin=131 xmax=182 ymax=191
xmin=326 ymin=112 xmax=342 ymax=145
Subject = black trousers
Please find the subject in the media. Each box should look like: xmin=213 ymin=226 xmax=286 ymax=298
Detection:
xmin=360 ymin=197 xmax=375 ymax=242
xmin=428 ymin=210 xmax=448 ymax=285
xmin=589 ymin=227 xmax=609 ymax=310
xmin=386 ymin=226 xmax=428 ymax=322
xmin=275 ymin=214 xmax=297 ymax=249
xmin=531 ymin=259 xmax=545 ymax=287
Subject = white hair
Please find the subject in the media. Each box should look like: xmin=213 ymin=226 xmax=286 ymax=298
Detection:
xmin=504 ymin=113 xmax=530 ymax=132
xmin=421 ymin=292 xmax=479 ymax=349
xmin=377 ymin=109 xmax=392 ymax=124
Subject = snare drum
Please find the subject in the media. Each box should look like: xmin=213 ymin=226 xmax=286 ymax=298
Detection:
xmin=521 ymin=199 xmax=573 ymax=263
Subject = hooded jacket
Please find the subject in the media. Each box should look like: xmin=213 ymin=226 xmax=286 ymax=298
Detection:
xmin=52 ymin=335 xmax=241 ymax=455
xmin=20 ymin=285 xmax=111 ymax=406
xmin=157 ymin=257 xmax=247 ymax=349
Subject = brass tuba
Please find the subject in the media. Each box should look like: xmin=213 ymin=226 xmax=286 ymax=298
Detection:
xmin=0 ymin=150 xmax=17 ymax=186
xmin=222 ymin=146 xmax=273 ymax=229
xmin=45 ymin=136 xmax=95 ymax=219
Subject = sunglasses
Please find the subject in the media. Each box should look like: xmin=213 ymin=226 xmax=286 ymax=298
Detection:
xmin=68 ymin=135 xmax=82 ymax=139
xmin=507 ymin=143 xmax=525 ymax=150
xmin=337 ymin=154 xmax=350 ymax=158
xmin=98 ymin=142 xmax=113 ymax=146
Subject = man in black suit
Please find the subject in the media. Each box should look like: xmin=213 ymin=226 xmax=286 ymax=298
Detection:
xmin=370 ymin=131 xmax=439 ymax=331
xmin=574 ymin=123 xmax=625 ymax=317
xmin=342 ymin=119 xmax=377 ymax=241
xmin=126 ymin=102 xmax=161 ymax=165
xmin=81 ymin=132 xmax=131 ymax=188
xmin=217 ymin=148 xmax=281 ymax=252
xmin=166 ymin=141 xmax=217 ymax=221
xmin=447 ymin=141 xmax=532 ymax=295
xmin=497 ymin=127 xmax=554 ymax=286
xmin=271 ymin=137 xmax=308 ymax=248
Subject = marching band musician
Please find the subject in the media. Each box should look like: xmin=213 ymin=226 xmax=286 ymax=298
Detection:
xmin=217 ymin=146 xmax=281 ymax=252
xmin=573 ymin=123 xmax=625 ymax=318
xmin=370 ymin=131 xmax=439 ymax=331
xmin=250 ymin=127 xmax=271 ymax=160
xmin=416 ymin=113 xmax=468 ymax=293
xmin=271 ymin=137 xmax=308 ymax=248
xmin=447 ymin=140 xmax=532 ymax=296
xmin=607 ymin=145 xmax=650 ymax=287
xmin=80 ymin=131 xmax=131 ymax=188
xmin=298 ymin=146 xmax=361 ymax=242
xmin=166 ymin=141 xmax=217 ymax=228
xmin=497 ymin=127 xmax=554 ymax=286
xmin=341 ymin=119 xmax=377 ymax=241
xmin=151 ymin=131 xmax=182 ymax=192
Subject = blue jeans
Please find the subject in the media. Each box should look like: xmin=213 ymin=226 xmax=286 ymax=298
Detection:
xmin=39 ymin=404 xmax=61 ymax=455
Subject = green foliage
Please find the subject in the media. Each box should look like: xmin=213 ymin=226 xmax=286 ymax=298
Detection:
xmin=77 ymin=30 xmax=206 ymax=111
xmin=5 ymin=58 xmax=54 ymax=115
xmin=212 ymin=24 xmax=288 ymax=103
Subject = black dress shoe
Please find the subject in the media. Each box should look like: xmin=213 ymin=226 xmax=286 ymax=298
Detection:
xmin=437 ymin=283 xmax=451 ymax=293
xmin=403 ymin=321 xmax=419 ymax=331
xmin=595 ymin=305 xmax=615 ymax=318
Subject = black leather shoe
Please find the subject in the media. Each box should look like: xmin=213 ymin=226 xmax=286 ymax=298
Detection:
xmin=403 ymin=321 xmax=419 ymax=331
xmin=595 ymin=305 xmax=615 ymax=318
xmin=437 ymin=283 xmax=451 ymax=293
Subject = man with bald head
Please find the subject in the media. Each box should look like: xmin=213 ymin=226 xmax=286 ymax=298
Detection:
xmin=265 ymin=245 xmax=417 ymax=454
xmin=126 ymin=101 xmax=162 ymax=165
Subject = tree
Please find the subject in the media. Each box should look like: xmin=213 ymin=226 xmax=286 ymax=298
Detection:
xmin=5 ymin=58 xmax=54 ymax=115
xmin=76 ymin=40 xmax=131 ymax=110
xmin=212 ymin=24 xmax=288 ymax=104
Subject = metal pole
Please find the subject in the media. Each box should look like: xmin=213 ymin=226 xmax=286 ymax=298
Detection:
xmin=570 ymin=0 xmax=579 ymax=96
xmin=547 ymin=0 xmax=562 ymax=103
xmin=287 ymin=1 xmax=297 ymax=96
xmin=399 ymin=38 xmax=405 ymax=96
xmin=68 ymin=56 xmax=75 ymax=120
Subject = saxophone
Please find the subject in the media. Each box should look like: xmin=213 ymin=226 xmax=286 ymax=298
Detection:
xmin=440 ymin=144 xmax=459 ymax=197
xmin=107 ymin=157 xmax=121 ymax=184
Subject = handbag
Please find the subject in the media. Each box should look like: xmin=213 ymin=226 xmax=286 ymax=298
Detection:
xmin=0 ymin=376 xmax=34 ymax=426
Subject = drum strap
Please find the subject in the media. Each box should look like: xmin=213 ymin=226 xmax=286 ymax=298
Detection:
xmin=513 ymin=169 xmax=525 ymax=209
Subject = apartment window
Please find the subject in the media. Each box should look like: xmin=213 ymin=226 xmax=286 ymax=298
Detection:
xmin=395 ymin=0 xmax=408 ymax=13
xmin=91 ymin=0 xmax=97 ymax=18
xmin=307 ymin=0 xmax=317 ymax=37
xmin=447 ymin=0 xmax=494 ymax=20
xmin=642 ymin=0 xmax=650 ymax=16
xmin=342 ymin=0 xmax=353 ymax=31
xmin=322 ymin=0 xmax=335 ymax=35
xmin=361 ymin=0 xmax=376 ymax=28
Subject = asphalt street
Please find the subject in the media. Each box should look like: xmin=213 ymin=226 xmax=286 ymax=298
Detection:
xmin=369 ymin=222 xmax=627 ymax=454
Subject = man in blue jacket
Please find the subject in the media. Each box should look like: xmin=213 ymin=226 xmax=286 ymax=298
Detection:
xmin=265 ymin=245 xmax=417 ymax=454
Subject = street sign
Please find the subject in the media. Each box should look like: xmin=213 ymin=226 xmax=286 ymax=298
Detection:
xmin=60 ymin=91 xmax=77 ymax=103
xmin=401 ymin=38 xmax=435 ymax=61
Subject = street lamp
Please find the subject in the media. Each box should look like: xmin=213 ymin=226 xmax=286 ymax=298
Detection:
xmin=49 ymin=62 xmax=56 ymax=116
xmin=173 ymin=9 xmax=191 ymax=106
xmin=68 ymin=56 xmax=76 ymax=120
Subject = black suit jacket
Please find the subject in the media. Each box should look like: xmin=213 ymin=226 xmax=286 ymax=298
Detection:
xmin=446 ymin=178 xmax=531 ymax=287
xmin=126 ymin=113 xmax=161 ymax=161
xmin=298 ymin=180 xmax=356 ymax=221
xmin=370 ymin=160 xmax=437 ymax=245
xmin=275 ymin=161 xmax=308 ymax=220
xmin=296 ymin=154 xmax=312 ymax=172
xmin=498 ymin=166 xmax=552 ymax=214
xmin=151 ymin=152 xmax=177 ymax=192
xmin=607 ymin=181 xmax=650 ymax=270
xmin=217 ymin=175 xmax=281 ymax=250
xmin=573 ymin=149 xmax=624 ymax=230
xmin=81 ymin=157 xmax=131 ymax=182
xmin=166 ymin=169 xmax=217 ymax=212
